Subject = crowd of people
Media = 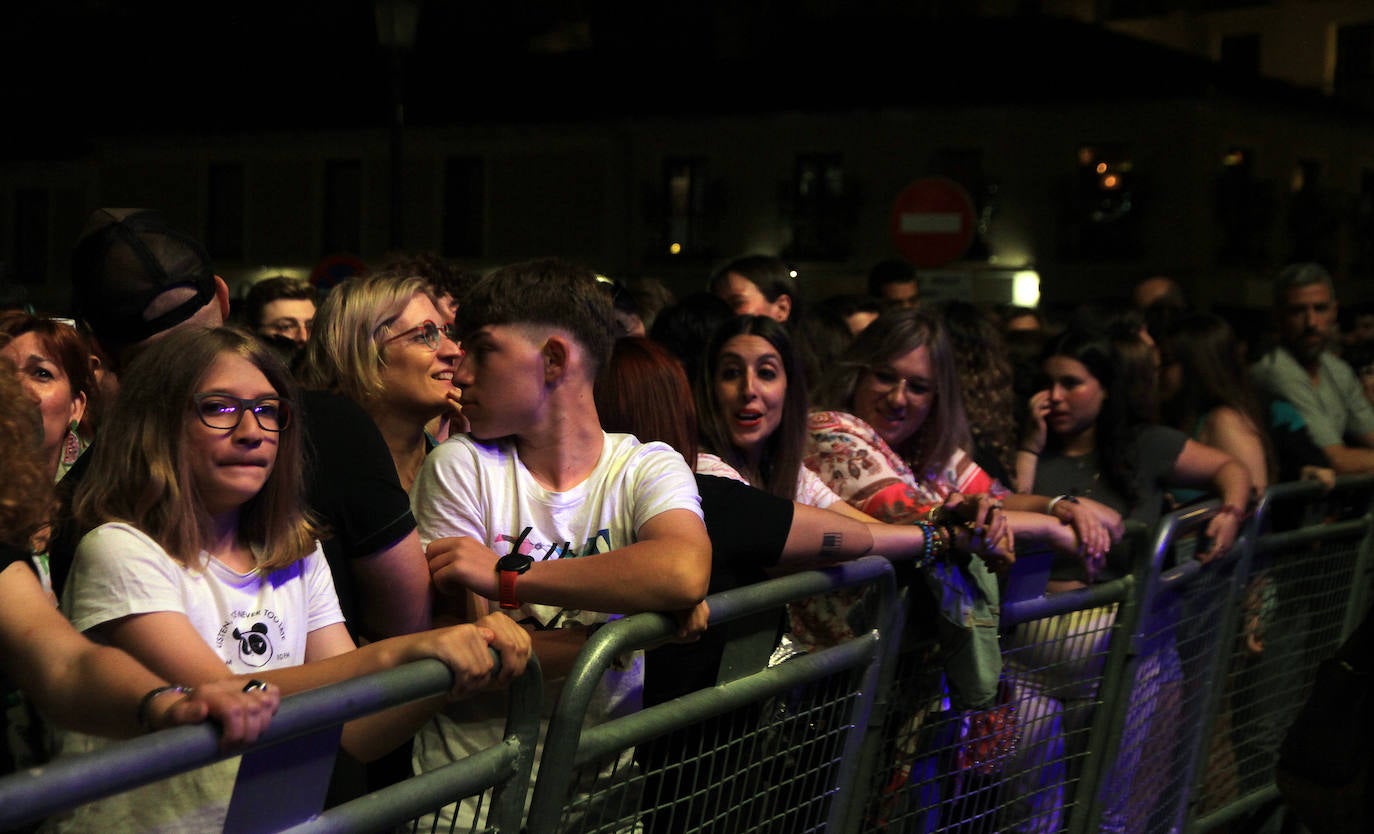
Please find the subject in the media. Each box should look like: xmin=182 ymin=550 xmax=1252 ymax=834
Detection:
xmin=0 ymin=205 xmax=1363 ymax=833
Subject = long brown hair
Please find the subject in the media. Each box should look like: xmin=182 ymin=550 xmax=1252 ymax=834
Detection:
xmin=938 ymin=300 xmax=1019 ymax=486
xmin=0 ymin=358 xmax=54 ymax=549
xmin=696 ymin=315 xmax=808 ymax=500
xmin=595 ymin=336 xmax=698 ymax=464
xmin=812 ymin=307 xmax=971 ymax=477
xmin=75 ymin=326 xmax=318 ymax=571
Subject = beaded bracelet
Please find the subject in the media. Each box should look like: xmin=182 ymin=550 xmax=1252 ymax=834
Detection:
xmin=931 ymin=524 xmax=953 ymax=559
xmin=913 ymin=521 xmax=937 ymax=568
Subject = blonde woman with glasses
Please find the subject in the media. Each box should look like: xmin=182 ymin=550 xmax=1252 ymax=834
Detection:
xmin=298 ymin=271 xmax=464 ymax=493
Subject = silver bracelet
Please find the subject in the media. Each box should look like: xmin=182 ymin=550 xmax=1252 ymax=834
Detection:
xmin=137 ymin=684 xmax=193 ymax=731
xmin=1046 ymin=493 xmax=1079 ymax=516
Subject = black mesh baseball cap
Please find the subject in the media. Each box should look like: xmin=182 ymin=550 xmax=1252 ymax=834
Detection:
xmin=70 ymin=208 xmax=217 ymax=356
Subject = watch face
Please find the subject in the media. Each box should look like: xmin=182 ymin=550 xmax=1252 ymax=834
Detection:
xmin=497 ymin=552 xmax=534 ymax=573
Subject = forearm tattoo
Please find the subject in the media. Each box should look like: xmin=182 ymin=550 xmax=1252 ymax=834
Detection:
xmin=822 ymin=532 xmax=843 ymax=554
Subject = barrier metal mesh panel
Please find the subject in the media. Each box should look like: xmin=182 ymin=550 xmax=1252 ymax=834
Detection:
xmin=615 ymin=665 xmax=868 ymax=834
xmin=1101 ymin=532 xmax=1241 ymax=834
xmin=863 ymin=593 xmax=1128 ymax=834
xmin=404 ymin=786 xmax=505 ymax=834
xmin=526 ymin=559 xmax=896 ymax=834
xmin=1189 ymin=528 xmax=1366 ymax=823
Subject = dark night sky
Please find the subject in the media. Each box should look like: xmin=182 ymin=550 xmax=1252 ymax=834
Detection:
xmin=0 ymin=1 xmax=1354 ymax=157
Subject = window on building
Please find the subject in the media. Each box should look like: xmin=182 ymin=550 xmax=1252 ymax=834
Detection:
xmin=786 ymin=153 xmax=851 ymax=261
xmin=1064 ymin=143 xmax=1141 ymax=260
xmin=1216 ymin=146 xmax=1270 ymax=265
xmin=13 ymin=189 xmax=49 ymax=285
xmin=1354 ymin=168 xmax=1374 ymax=280
xmin=1219 ymin=33 xmax=1260 ymax=76
xmin=1106 ymin=0 xmax=1263 ymax=15
xmin=662 ymin=156 xmax=708 ymax=257
xmin=1288 ymin=158 xmax=1339 ymax=265
xmin=207 ymin=163 xmax=244 ymax=262
xmin=1335 ymin=21 xmax=1374 ymax=109
xmin=930 ymin=148 xmax=990 ymax=261
xmin=322 ymin=159 xmax=362 ymax=256
xmin=442 ymin=156 xmax=484 ymax=258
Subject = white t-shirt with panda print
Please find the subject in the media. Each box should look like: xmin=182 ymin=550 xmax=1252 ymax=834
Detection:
xmin=45 ymin=522 xmax=341 ymax=834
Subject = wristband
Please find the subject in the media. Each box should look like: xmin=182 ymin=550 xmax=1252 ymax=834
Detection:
xmin=1047 ymin=494 xmax=1079 ymax=516
xmin=138 ymin=684 xmax=193 ymax=731
xmin=933 ymin=524 xmax=955 ymax=558
xmin=913 ymin=521 xmax=937 ymax=568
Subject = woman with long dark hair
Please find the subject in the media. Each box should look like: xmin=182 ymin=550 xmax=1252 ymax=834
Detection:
xmin=1021 ymin=326 xmax=1252 ymax=585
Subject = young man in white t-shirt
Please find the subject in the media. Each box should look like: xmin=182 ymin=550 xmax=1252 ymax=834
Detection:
xmin=411 ymin=258 xmax=711 ymax=829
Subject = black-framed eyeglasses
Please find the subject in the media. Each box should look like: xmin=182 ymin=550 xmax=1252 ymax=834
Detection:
xmin=192 ymin=394 xmax=291 ymax=432
xmin=381 ymin=320 xmax=458 ymax=351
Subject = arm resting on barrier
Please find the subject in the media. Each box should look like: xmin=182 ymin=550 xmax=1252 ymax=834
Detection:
xmin=92 ymin=607 xmax=530 ymax=763
xmin=0 ymin=561 xmax=278 ymax=749
xmin=1168 ymin=442 xmax=1254 ymax=562
xmin=429 ymin=507 xmax=711 ymax=614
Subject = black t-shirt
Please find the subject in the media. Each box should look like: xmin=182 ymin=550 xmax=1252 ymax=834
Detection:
xmin=644 ymin=474 xmax=793 ymax=707
xmin=696 ymin=473 xmax=793 ymax=593
xmin=299 ymin=390 xmax=417 ymax=638
xmin=0 ymin=542 xmax=29 ymax=576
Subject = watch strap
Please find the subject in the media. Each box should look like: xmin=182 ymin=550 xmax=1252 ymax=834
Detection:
xmin=499 ymin=565 xmax=521 ymax=609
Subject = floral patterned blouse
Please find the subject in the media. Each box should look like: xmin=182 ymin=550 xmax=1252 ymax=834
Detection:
xmin=803 ymin=410 xmax=1008 ymax=524
xmin=792 ymin=408 xmax=1007 ymax=713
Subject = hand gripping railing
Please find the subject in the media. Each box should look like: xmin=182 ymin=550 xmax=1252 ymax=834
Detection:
xmin=0 ymin=651 xmax=543 ymax=834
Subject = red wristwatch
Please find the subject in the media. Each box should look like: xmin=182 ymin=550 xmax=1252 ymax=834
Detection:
xmin=497 ymin=552 xmax=534 ymax=610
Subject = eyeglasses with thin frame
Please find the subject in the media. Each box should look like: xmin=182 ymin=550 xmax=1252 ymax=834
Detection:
xmin=192 ymin=394 xmax=291 ymax=432
xmin=865 ymin=366 xmax=931 ymax=400
xmin=380 ymin=320 xmax=459 ymax=351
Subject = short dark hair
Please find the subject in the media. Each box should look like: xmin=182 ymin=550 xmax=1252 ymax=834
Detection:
xmin=375 ymin=250 xmax=479 ymax=301
xmin=707 ymin=254 xmax=802 ymax=316
xmin=458 ymin=258 xmax=615 ymax=375
xmin=648 ymin=291 xmax=734 ymax=388
xmin=241 ymin=276 xmax=317 ymax=329
xmin=867 ymin=258 xmax=918 ymax=298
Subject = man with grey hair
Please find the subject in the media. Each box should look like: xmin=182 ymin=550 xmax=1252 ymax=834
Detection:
xmin=1249 ymin=262 xmax=1374 ymax=474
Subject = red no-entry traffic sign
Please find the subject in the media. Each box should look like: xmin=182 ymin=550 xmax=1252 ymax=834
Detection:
xmin=889 ymin=177 xmax=976 ymax=268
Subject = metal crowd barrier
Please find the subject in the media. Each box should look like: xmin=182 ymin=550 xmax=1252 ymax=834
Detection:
xmin=2 ymin=478 xmax=1370 ymax=834
xmin=1184 ymin=475 xmax=1374 ymax=834
xmin=523 ymin=555 xmax=900 ymax=834
xmin=0 ymin=654 xmax=544 ymax=834
xmin=845 ymin=520 xmax=1154 ymax=834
